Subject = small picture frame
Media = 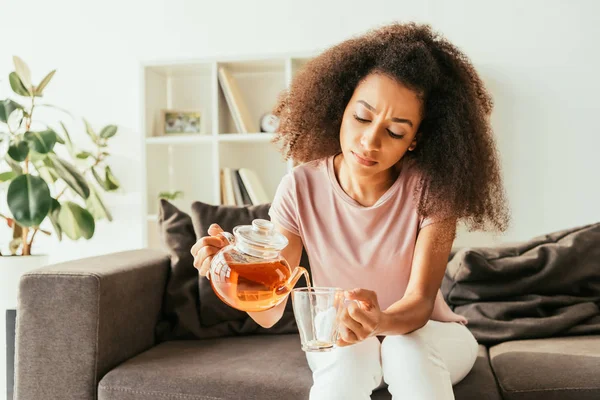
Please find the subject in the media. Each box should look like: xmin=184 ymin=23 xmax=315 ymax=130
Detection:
xmin=159 ymin=109 xmax=205 ymax=135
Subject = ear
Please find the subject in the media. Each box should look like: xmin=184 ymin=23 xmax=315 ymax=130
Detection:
xmin=408 ymin=139 xmax=417 ymax=151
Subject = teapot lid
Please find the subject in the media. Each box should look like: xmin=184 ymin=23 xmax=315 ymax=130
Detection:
xmin=233 ymin=219 xmax=288 ymax=258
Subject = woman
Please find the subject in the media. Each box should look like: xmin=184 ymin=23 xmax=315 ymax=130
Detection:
xmin=191 ymin=22 xmax=509 ymax=400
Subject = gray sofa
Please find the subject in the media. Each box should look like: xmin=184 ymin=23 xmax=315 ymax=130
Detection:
xmin=13 ymin=247 xmax=600 ymax=400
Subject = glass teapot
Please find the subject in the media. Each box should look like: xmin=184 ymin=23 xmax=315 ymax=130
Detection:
xmin=208 ymin=219 xmax=310 ymax=312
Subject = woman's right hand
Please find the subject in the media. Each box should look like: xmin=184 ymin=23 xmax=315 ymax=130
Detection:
xmin=190 ymin=223 xmax=228 ymax=278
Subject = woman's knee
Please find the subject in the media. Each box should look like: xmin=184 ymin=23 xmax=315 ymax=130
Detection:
xmin=308 ymin=337 xmax=383 ymax=399
xmin=381 ymin=327 xmax=434 ymax=367
xmin=380 ymin=327 xmax=455 ymax=399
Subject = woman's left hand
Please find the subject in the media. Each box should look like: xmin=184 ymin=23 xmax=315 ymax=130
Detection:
xmin=337 ymin=288 xmax=384 ymax=347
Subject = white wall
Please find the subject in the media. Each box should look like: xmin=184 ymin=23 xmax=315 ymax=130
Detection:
xmin=1 ymin=0 xmax=599 ymax=262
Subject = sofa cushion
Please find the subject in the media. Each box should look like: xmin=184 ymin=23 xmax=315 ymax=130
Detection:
xmin=156 ymin=200 xmax=311 ymax=342
xmin=490 ymin=335 xmax=600 ymax=400
xmin=98 ymin=335 xmax=498 ymax=400
xmin=453 ymin=345 xmax=503 ymax=400
xmin=155 ymin=199 xmax=202 ymax=340
xmin=98 ymin=335 xmax=313 ymax=400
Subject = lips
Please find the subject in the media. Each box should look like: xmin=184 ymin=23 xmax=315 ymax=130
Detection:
xmin=351 ymin=151 xmax=377 ymax=166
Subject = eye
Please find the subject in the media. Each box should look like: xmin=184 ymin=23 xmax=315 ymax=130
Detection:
xmin=353 ymin=113 xmax=405 ymax=139
xmin=353 ymin=113 xmax=370 ymax=123
xmin=387 ymin=129 xmax=405 ymax=139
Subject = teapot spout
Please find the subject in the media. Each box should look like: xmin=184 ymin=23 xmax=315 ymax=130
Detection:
xmin=276 ymin=266 xmax=309 ymax=295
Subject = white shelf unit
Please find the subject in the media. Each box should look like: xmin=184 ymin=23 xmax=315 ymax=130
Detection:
xmin=141 ymin=53 xmax=315 ymax=249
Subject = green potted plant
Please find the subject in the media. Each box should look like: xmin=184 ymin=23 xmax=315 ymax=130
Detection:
xmin=0 ymin=56 xmax=120 ymax=277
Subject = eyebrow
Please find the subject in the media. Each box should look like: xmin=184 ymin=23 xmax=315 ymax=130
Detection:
xmin=357 ymin=100 xmax=414 ymax=127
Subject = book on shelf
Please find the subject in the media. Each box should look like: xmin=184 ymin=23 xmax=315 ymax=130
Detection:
xmin=238 ymin=168 xmax=270 ymax=205
xmin=220 ymin=168 xmax=237 ymax=206
xmin=220 ymin=167 xmax=270 ymax=206
xmin=218 ymin=66 xmax=258 ymax=134
xmin=230 ymin=168 xmax=245 ymax=205
xmin=235 ymin=170 xmax=253 ymax=205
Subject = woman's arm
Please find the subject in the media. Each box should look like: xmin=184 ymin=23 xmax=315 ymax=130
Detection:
xmin=247 ymin=222 xmax=304 ymax=328
xmin=378 ymin=218 xmax=457 ymax=335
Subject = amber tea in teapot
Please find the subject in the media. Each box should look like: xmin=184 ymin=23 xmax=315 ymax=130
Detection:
xmin=211 ymin=257 xmax=310 ymax=312
xmin=208 ymin=219 xmax=310 ymax=312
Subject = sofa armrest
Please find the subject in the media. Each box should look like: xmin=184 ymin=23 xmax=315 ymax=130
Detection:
xmin=14 ymin=249 xmax=170 ymax=400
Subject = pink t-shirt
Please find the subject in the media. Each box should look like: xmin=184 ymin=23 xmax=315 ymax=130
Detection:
xmin=269 ymin=155 xmax=467 ymax=324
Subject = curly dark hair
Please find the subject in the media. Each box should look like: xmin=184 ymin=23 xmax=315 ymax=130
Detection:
xmin=272 ymin=22 xmax=509 ymax=232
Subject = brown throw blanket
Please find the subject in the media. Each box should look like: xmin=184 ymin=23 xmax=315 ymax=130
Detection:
xmin=441 ymin=222 xmax=600 ymax=345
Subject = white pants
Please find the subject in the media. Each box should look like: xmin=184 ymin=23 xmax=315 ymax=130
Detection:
xmin=306 ymin=320 xmax=479 ymax=400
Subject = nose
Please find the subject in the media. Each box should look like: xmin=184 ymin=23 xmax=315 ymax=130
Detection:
xmin=359 ymin=125 xmax=381 ymax=151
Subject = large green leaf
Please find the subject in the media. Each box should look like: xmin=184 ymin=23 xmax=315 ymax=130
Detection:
xmin=47 ymin=153 xmax=90 ymax=199
xmin=48 ymin=198 xmax=62 ymax=241
xmin=13 ymin=56 xmax=32 ymax=90
xmin=86 ymin=185 xmax=112 ymax=221
xmin=8 ymin=140 xmax=29 ymax=162
xmin=57 ymin=201 xmax=95 ymax=240
xmin=7 ymin=174 xmax=52 ymax=227
xmin=0 ymin=99 xmax=24 ymax=123
xmin=99 ymin=125 xmax=117 ymax=139
xmin=9 ymin=72 xmax=30 ymax=96
xmin=0 ymin=171 xmax=17 ymax=182
xmin=34 ymin=69 xmax=56 ymax=97
xmin=24 ymin=129 xmax=57 ymax=153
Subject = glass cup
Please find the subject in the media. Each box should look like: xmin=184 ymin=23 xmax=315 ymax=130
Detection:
xmin=291 ymin=287 xmax=348 ymax=352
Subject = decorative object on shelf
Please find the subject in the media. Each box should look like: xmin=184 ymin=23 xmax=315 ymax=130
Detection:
xmin=259 ymin=112 xmax=280 ymax=133
xmin=0 ymin=56 xmax=121 ymax=257
xmin=159 ymin=109 xmax=204 ymax=135
xmin=218 ymin=66 xmax=258 ymax=133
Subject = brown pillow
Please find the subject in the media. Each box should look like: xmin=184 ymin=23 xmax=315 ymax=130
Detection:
xmin=155 ymin=199 xmax=202 ymax=341
xmin=156 ymin=199 xmax=310 ymax=341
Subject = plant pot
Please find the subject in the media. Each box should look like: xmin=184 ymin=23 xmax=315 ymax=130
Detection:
xmin=0 ymin=254 xmax=49 ymax=309
xmin=0 ymin=254 xmax=49 ymax=400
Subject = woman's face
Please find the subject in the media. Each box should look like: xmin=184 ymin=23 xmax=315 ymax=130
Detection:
xmin=339 ymin=72 xmax=423 ymax=177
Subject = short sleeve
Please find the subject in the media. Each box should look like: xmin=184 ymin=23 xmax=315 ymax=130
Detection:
xmin=269 ymin=172 xmax=301 ymax=236
xmin=419 ymin=215 xmax=436 ymax=230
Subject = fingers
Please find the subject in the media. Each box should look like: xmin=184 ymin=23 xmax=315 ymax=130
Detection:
xmin=191 ymin=236 xmax=226 ymax=257
xmin=340 ymin=304 xmax=375 ymax=341
xmin=345 ymin=288 xmax=379 ymax=311
xmin=338 ymin=321 xmax=359 ymax=344
xmin=198 ymin=255 xmax=213 ymax=278
xmin=346 ymin=302 xmax=378 ymax=333
xmin=193 ymin=245 xmax=221 ymax=269
xmin=208 ymin=223 xmax=224 ymax=236
xmin=190 ymin=224 xmax=225 ymax=257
